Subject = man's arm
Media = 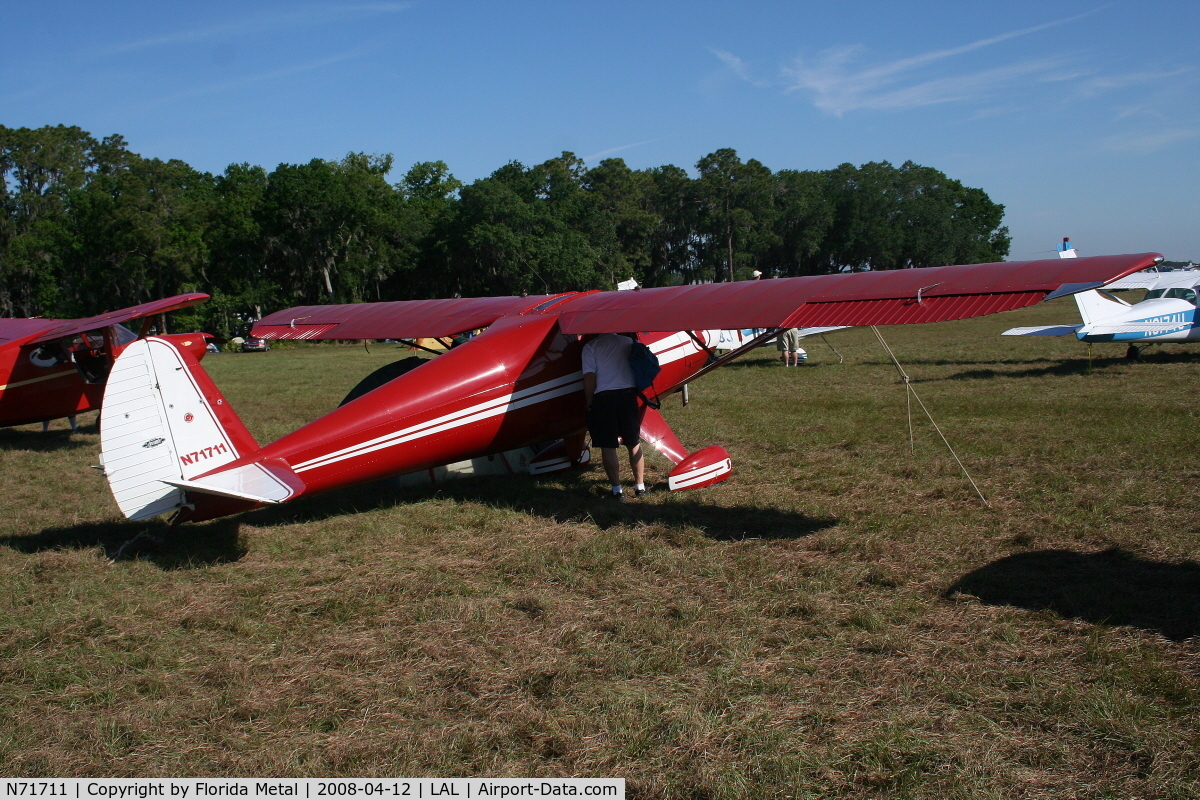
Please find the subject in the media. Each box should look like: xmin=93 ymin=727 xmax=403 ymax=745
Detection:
xmin=583 ymin=371 xmax=596 ymax=408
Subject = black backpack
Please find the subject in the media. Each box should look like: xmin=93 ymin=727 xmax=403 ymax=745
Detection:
xmin=629 ymin=340 xmax=661 ymax=408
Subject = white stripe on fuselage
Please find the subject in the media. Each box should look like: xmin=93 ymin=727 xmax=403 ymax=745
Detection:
xmin=290 ymin=334 xmax=706 ymax=475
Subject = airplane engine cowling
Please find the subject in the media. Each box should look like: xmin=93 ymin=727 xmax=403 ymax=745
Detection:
xmin=667 ymin=445 xmax=732 ymax=491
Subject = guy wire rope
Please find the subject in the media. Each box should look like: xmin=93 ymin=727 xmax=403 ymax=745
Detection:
xmin=869 ymin=325 xmax=990 ymax=508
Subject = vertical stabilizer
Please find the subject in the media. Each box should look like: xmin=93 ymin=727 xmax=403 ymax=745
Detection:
xmin=100 ymin=337 xmax=259 ymax=520
xmin=1073 ymin=289 xmax=1130 ymax=326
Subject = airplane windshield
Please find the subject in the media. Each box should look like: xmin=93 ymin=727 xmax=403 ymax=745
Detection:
xmin=113 ymin=324 xmax=138 ymax=346
xmin=1144 ymin=289 xmax=1165 ymax=300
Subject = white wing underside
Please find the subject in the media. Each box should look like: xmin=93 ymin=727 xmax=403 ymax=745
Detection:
xmin=1002 ymin=325 xmax=1083 ymax=336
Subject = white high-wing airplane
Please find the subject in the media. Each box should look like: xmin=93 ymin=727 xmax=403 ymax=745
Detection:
xmin=1002 ymin=239 xmax=1186 ymax=355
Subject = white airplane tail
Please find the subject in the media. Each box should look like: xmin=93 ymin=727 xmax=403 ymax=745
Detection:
xmin=1073 ymin=289 xmax=1130 ymax=326
xmin=99 ymin=337 xmax=295 ymax=521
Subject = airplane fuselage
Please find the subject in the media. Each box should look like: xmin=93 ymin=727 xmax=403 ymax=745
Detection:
xmin=1078 ymin=296 xmax=1200 ymax=343
xmin=175 ymin=318 xmax=721 ymax=520
xmin=0 ymin=326 xmax=209 ymax=428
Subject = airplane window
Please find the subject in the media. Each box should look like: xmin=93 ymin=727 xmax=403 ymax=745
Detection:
xmin=113 ymin=324 xmax=138 ymax=346
xmin=1144 ymin=289 xmax=1165 ymax=300
xmin=1165 ymin=288 xmax=1197 ymax=304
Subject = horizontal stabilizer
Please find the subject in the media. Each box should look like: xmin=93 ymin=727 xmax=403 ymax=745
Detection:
xmin=161 ymin=461 xmax=301 ymax=505
xmin=668 ymin=445 xmax=732 ymax=491
xmin=1085 ymin=322 xmax=1192 ymax=336
xmin=1002 ymin=325 xmax=1083 ymax=336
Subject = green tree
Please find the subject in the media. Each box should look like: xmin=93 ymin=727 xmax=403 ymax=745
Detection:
xmin=694 ymin=148 xmax=777 ymax=282
xmin=68 ymin=155 xmax=212 ymax=320
xmin=194 ymin=163 xmax=275 ymax=336
xmin=390 ymin=161 xmax=462 ymax=300
xmin=815 ymin=161 xmax=1009 ymax=272
xmin=258 ymin=153 xmax=401 ymax=305
xmin=445 ymin=154 xmax=609 ymax=297
xmin=764 ymin=169 xmax=833 ymax=277
xmin=581 ymin=158 xmax=659 ymax=286
xmin=641 ymin=164 xmax=701 ymax=286
xmin=0 ymin=124 xmax=100 ymax=316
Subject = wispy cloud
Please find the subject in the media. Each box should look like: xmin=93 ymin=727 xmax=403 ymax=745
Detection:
xmin=710 ymin=49 xmax=769 ymax=87
xmin=780 ymin=9 xmax=1103 ymax=116
xmin=147 ymin=50 xmax=364 ymax=105
xmin=103 ymin=3 xmax=411 ymax=55
xmin=1101 ymin=127 xmax=1200 ymax=154
xmin=582 ymin=140 xmax=659 ymax=162
xmin=1078 ymin=67 xmax=1195 ymax=97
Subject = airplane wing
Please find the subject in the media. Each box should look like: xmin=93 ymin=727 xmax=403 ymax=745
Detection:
xmin=1001 ymin=325 xmax=1084 ymax=336
xmin=253 ymin=253 xmax=1163 ymax=340
xmin=0 ymin=318 xmax=60 ymax=350
xmin=253 ymin=295 xmax=557 ymax=340
xmin=0 ymin=294 xmax=210 ymax=351
xmin=1104 ymin=271 xmax=1199 ymax=292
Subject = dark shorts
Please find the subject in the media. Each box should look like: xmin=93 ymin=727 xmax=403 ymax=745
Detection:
xmin=587 ymin=389 xmax=642 ymax=449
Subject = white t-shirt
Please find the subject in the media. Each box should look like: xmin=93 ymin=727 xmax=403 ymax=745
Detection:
xmin=582 ymin=333 xmax=635 ymax=393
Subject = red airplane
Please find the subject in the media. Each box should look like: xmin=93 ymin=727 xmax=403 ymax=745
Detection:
xmin=94 ymin=254 xmax=1161 ymax=524
xmin=0 ymin=294 xmax=210 ymax=431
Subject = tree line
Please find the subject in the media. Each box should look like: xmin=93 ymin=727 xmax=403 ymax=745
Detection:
xmin=0 ymin=124 xmax=1010 ymax=337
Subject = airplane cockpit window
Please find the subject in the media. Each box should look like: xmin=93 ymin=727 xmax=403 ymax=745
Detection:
xmin=29 ymin=342 xmax=69 ymax=369
xmin=69 ymin=329 xmax=113 ymax=384
xmin=1165 ymin=287 xmax=1198 ymax=305
xmin=1143 ymin=289 xmax=1165 ymax=300
xmin=113 ymin=324 xmax=138 ymax=346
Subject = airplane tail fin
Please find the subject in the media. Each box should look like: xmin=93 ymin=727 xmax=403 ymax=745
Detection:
xmin=1073 ymin=289 xmax=1130 ymax=326
xmin=99 ymin=337 xmax=298 ymax=521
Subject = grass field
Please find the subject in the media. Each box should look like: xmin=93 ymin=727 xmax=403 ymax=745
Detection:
xmin=2 ymin=297 xmax=1198 ymax=798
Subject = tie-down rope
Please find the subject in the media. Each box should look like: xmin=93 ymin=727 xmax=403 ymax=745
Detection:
xmin=869 ymin=326 xmax=990 ymax=508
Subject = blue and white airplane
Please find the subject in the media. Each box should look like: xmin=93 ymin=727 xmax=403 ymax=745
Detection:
xmin=1002 ymin=240 xmax=1188 ymax=355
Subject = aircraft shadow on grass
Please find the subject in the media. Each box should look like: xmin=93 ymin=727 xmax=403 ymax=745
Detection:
xmin=6 ymin=474 xmax=834 ymax=567
xmin=0 ymin=420 xmax=99 ymax=452
xmin=947 ymin=547 xmax=1200 ymax=641
xmin=2 ymin=516 xmax=246 ymax=569
xmin=242 ymin=474 xmax=838 ymax=543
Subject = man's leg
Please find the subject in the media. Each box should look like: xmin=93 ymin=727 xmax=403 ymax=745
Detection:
xmin=601 ymin=447 xmax=622 ymax=487
xmin=626 ymin=442 xmax=648 ymax=496
xmin=627 ymin=443 xmax=645 ymax=486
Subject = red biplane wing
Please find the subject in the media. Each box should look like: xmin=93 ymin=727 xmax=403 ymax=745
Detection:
xmin=253 ymin=254 xmax=1162 ymax=340
xmin=0 ymin=294 xmax=210 ymax=351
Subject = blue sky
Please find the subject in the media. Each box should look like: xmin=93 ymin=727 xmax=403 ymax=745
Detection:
xmin=4 ymin=1 xmax=1198 ymax=261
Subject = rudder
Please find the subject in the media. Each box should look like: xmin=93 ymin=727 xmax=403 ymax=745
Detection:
xmin=100 ymin=337 xmax=259 ymax=520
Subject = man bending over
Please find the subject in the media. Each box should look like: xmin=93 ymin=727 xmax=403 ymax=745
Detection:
xmin=582 ymin=333 xmax=647 ymax=501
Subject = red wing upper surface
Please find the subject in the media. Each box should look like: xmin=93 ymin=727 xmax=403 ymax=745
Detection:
xmin=0 ymin=294 xmax=210 ymax=351
xmin=251 ymin=254 xmax=1162 ymax=340
xmin=253 ymin=294 xmax=580 ymax=340
xmin=0 ymin=318 xmax=58 ymax=350
xmin=552 ymin=254 xmax=1163 ymax=333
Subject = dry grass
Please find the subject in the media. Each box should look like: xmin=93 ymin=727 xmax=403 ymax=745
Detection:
xmin=2 ymin=300 xmax=1199 ymax=798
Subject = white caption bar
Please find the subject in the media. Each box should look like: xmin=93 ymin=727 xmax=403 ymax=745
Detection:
xmin=0 ymin=781 xmax=624 ymax=800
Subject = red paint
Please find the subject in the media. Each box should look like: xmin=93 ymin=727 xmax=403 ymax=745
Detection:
xmin=0 ymin=295 xmax=210 ymax=428
xmin=114 ymin=254 xmax=1165 ymax=523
